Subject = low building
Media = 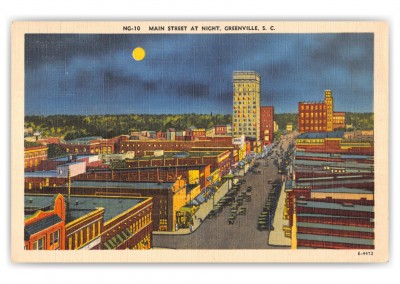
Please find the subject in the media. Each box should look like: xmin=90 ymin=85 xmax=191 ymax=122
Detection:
xmin=286 ymin=123 xmax=293 ymax=132
xmin=289 ymin=198 xmax=374 ymax=249
xmin=24 ymin=194 xmax=153 ymax=250
xmin=295 ymin=131 xmax=373 ymax=155
xmin=60 ymin=137 xmax=116 ymax=155
xmin=25 ymin=144 xmax=48 ymax=171
xmin=333 ymin=112 xmax=346 ymax=129
xmin=56 ymin=161 xmax=86 ymax=178
xmin=214 ymin=125 xmax=227 ymax=135
xmin=24 ymin=194 xmax=66 ymax=250
xmin=166 ymin=128 xmax=176 ymax=141
xmin=123 ymin=150 xmax=231 ymax=177
xmin=27 ymin=180 xmax=186 ymax=232
xmin=76 ymin=164 xmax=212 ymax=193
xmin=118 ymin=135 xmax=234 ymax=157
xmin=186 ymin=127 xmax=207 ymax=140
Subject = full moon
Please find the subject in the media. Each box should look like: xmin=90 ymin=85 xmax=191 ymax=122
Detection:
xmin=132 ymin=47 xmax=146 ymax=61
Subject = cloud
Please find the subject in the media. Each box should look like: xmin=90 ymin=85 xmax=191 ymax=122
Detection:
xmin=25 ymin=33 xmax=374 ymax=115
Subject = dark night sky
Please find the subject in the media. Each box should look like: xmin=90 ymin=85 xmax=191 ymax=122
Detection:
xmin=25 ymin=33 xmax=374 ymax=115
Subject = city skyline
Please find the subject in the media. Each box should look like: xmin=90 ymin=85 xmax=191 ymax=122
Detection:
xmin=25 ymin=33 xmax=374 ymax=115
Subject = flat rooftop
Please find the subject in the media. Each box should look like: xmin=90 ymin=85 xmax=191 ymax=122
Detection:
xmin=63 ymin=136 xmax=102 ymax=144
xmin=53 ymin=154 xmax=97 ymax=162
xmin=297 ymin=233 xmax=374 ymax=246
xmin=296 ymin=200 xmax=374 ymax=213
xmin=297 ymin=222 xmax=374 ymax=233
xmin=311 ymin=187 xmax=373 ymax=194
xmin=297 ymin=131 xmax=344 ymax=139
xmin=25 ymin=194 xmax=149 ymax=223
xmin=25 ymin=170 xmax=58 ymax=178
xmin=133 ymin=151 xmax=226 ymax=160
xmin=294 ymin=159 xmax=374 ymax=169
xmin=70 ymin=180 xmax=174 ymax=190
xmin=295 ymin=151 xmax=373 ymax=160
xmin=296 ymin=178 xmax=374 ymax=188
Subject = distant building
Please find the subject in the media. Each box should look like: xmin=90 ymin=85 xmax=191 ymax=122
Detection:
xmin=295 ymin=131 xmax=373 ymax=155
xmin=186 ymin=127 xmax=206 ymax=140
xmin=260 ymin=106 xmax=274 ymax=145
xmin=56 ymin=161 xmax=86 ymax=178
xmin=274 ymin=121 xmax=279 ymax=133
xmin=24 ymin=144 xmax=48 ymax=171
xmin=156 ymin=131 xmax=166 ymax=140
xmin=232 ymin=71 xmax=261 ymax=140
xmin=286 ymin=123 xmax=293 ymax=132
xmin=118 ymin=136 xmax=235 ymax=157
xmin=166 ymin=128 xmax=176 ymax=141
xmin=206 ymin=128 xmax=215 ymax=137
xmin=333 ymin=112 xmax=346 ymax=129
xmin=60 ymin=137 xmax=115 ymax=155
xmin=214 ymin=125 xmax=227 ymax=135
xmin=298 ymin=90 xmax=345 ymax=133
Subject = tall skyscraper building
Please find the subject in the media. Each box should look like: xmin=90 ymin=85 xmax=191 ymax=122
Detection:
xmin=232 ymin=71 xmax=261 ymax=140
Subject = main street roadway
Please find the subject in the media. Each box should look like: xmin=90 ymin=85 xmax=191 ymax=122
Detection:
xmin=153 ymin=132 xmax=296 ymax=249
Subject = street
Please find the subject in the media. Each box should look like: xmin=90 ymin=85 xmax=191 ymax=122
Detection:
xmin=153 ymin=132 xmax=296 ymax=249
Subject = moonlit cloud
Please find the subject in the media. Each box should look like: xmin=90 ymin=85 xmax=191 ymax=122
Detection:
xmin=25 ymin=33 xmax=373 ymax=115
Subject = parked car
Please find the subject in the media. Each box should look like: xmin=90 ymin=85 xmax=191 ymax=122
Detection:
xmin=238 ymin=207 xmax=247 ymax=215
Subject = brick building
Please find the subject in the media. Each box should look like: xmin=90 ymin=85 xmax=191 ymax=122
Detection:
xmin=298 ymin=90 xmax=346 ymax=133
xmin=295 ymin=132 xmax=374 ymax=155
xmin=27 ymin=179 xmax=186 ymax=232
xmin=24 ymin=194 xmax=66 ymax=250
xmin=24 ymin=194 xmax=153 ymax=250
xmin=214 ymin=125 xmax=227 ymax=135
xmin=333 ymin=112 xmax=346 ymax=130
xmin=118 ymin=136 xmax=234 ymax=157
xmin=24 ymin=145 xmax=48 ymax=171
xmin=60 ymin=137 xmax=117 ymax=155
xmin=260 ymin=106 xmax=274 ymax=145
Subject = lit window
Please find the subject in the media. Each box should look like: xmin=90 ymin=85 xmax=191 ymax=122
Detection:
xmin=33 ymin=237 xmax=45 ymax=250
xmin=50 ymin=230 xmax=60 ymax=248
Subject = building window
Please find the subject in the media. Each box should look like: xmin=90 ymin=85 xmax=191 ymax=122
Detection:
xmin=50 ymin=230 xmax=60 ymax=248
xmin=75 ymin=233 xmax=78 ymax=249
xmin=33 ymin=237 xmax=45 ymax=250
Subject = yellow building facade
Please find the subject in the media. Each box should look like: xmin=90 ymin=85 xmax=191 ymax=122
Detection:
xmin=232 ymin=71 xmax=261 ymax=141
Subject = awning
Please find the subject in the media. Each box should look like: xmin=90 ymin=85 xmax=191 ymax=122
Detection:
xmin=187 ymin=199 xmax=200 ymax=206
xmin=223 ymin=174 xmax=235 ymax=179
xmin=194 ymin=194 xmax=206 ymax=204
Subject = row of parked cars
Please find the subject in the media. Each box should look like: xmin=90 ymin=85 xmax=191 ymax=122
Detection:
xmin=257 ymin=179 xmax=282 ymax=231
xmin=228 ymin=186 xmax=252 ymax=224
xmin=207 ymin=182 xmax=252 ymax=224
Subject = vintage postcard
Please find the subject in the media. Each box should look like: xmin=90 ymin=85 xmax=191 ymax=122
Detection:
xmin=11 ymin=21 xmax=388 ymax=262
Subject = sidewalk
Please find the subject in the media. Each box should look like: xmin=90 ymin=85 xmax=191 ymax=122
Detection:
xmin=268 ymin=181 xmax=291 ymax=247
xmin=153 ymin=179 xmax=232 ymax=235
